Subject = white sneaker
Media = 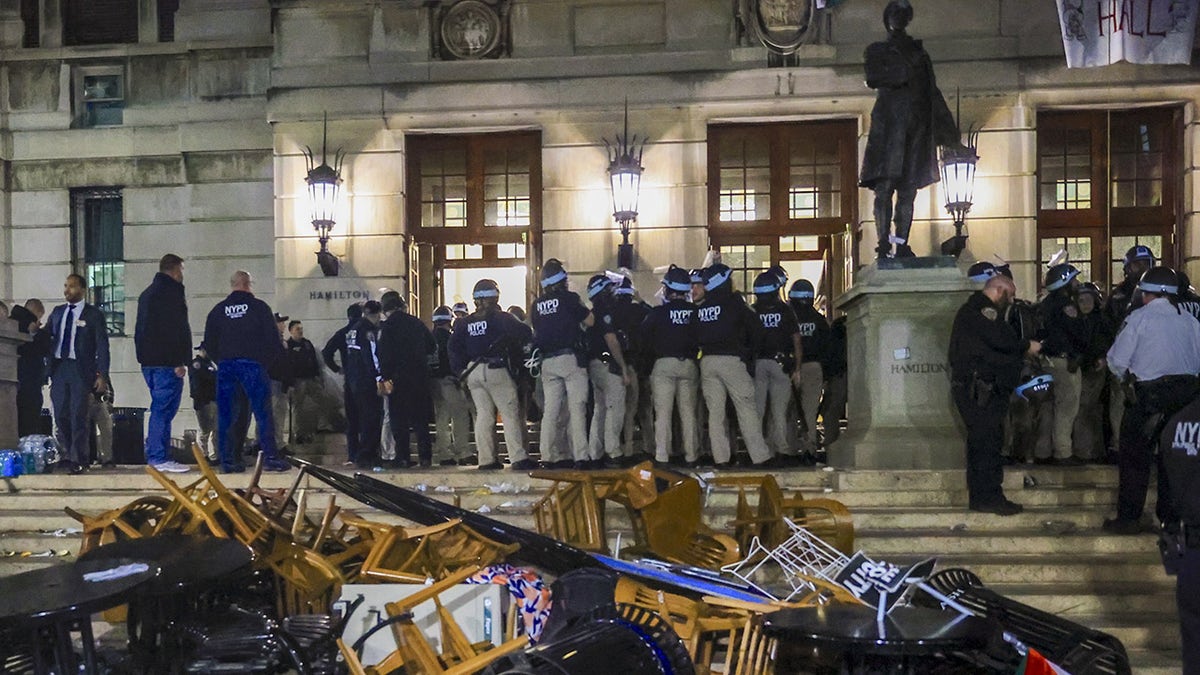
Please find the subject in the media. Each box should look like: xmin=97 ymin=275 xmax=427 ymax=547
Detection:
xmin=150 ymin=460 xmax=191 ymax=473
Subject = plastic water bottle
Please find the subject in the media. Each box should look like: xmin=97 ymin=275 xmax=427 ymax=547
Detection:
xmin=32 ymin=446 xmax=45 ymax=474
xmin=482 ymin=597 xmax=493 ymax=642
xmin=0 ymin=451 xmax=19 ymax=478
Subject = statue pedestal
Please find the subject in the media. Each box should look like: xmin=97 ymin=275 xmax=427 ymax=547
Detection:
xmin=830 ymin=257 xmax=972 ymax=470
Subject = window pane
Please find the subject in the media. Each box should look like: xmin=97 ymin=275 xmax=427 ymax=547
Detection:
xmin=74 ymin=189 xmax=124 ymax=335
xmin=1040 ymin=236 xmax=1092 ymax=283
xmin=717 ymin=136 xmax=771 ymax=222
xmin=1040 ymin=126 xmax=1093 ymax=211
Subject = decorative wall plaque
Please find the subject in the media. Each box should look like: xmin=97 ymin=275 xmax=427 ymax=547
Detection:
xmin=739 ymin=0 xmax=818 ymax=55
xmin=433 ymin=0 xmax=509 ymax=61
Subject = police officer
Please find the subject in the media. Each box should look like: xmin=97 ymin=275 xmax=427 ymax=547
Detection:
xmin=949 ymin=274 xmax=1041 ymax=515
xmin=585 ymin=275 xmax=632 ymax=465
xmin=1159 ymin=398 xmax=1200 ymax=675
xmin=1037 ymin=263 xmax=1089 ymax=465
xmin=697 ymin=264 xmax=774 ymax=468
xmin=641 ymin=266 xmax=700 ymax=465
xmin=450 ymin=279 xmax=535 ymax=471
xmin=347 ymin=301 xmax=384 ymax=469
xmin=1073 ymin=282 xmax=1111 ymax=460
xmin=967 ymin=261 xmax=998 ymax=284
xmin=1103 ymin=266 xmax=1200 ymax=535
xmin=1178 ymin=272 xmax=1200 ymax=321
xmin=612 ymin=277 xmax=653 ymax=460
xmin=431 ymin=305 xmax=472 ymax=466
xmin=376 ymin=294 xmax=436 ymax=468
xmin=789 ymin=278 xmax=830 ymax=460
xmin=751 ymin=272 xmax=801 ymax=461
xmin=202 ymin=270 xmax=290 ymax=473
xmin=1105 ymin=245 xmax=1156 ymax=449
xmin=531 ymin=259 xmax=593 ymax=467
xmin=321 ymin=303 xmax=364 ymax=465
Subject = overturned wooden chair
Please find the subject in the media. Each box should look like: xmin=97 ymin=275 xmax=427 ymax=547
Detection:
xmin=712 ymin=474 xmax=854 ymax=556
xmin=359 ymin=519 xmax=519 ymax=583
xmin=65 ymin=495 xmax=174 ymax=556
xmin=342 ymin=566 xmax=527 ymax=675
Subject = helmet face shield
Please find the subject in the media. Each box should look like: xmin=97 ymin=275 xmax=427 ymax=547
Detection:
xmin=1015 ymin=373 xmax=1054 ymax=403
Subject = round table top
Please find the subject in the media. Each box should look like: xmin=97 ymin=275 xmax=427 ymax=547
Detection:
xmin=0 ymin=557 xmax=160 ymax=627
xmin=78 ymin=534 xmax=253 ymax=595
xmin=763 ymin=604 xmax=995 ymax=656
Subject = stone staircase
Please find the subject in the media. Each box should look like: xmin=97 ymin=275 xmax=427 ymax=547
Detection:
xmin=0 ymin=459 xmax=1182 ymax=673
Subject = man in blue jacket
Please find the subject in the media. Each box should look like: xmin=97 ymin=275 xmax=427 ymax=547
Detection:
xmin=48 ymin=274 xmax=110 ymax=474
xmin=134 ymin=254 xmax=192 ymax=473
xmin=203 ymin=270 xmax=289 ymax=473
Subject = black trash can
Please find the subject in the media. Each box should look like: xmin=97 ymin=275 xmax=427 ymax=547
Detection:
xmin=111 ymin=407 xmax=146 ymax=465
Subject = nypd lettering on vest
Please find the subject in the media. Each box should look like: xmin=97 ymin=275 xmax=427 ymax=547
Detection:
xmin=1173 ymin=421 xmax=1200 ymax=457
xmin=536 ymin=298 xmax=559 ymax=315
xmin=698 ymin=306 xmax=722 ymax=322
xmin=798 ymin=322 xmax=817 ymax=337
xmin=225 ymin=304 xmax=249 ymax=319
xmin=468 ymin=320 xmax=489 ymax=337
xmin=669 ymin=309 xmax=693 ymax=325
xmin=760 ymin=313 xmax=782 ymax=329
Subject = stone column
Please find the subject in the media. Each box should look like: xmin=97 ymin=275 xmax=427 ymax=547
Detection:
xmin=0 ymin=318 xmax=29 ymax=449
xmin=830 ymin=258 xmax=973 ymax=470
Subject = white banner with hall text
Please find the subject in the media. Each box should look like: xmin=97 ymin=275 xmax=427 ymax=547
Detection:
xmin=1056 ymin=0 xmax=1198 ymax=67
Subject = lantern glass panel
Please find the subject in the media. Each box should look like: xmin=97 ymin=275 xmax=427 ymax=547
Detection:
xmin=610 ymin=168 xmax=641 ymax=219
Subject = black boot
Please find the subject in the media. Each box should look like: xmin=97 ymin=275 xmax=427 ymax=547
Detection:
xmin=895 ymin=243 xmax=916 ymax=258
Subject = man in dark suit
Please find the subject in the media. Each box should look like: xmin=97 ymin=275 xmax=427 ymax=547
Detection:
xmin=48 ymin=274 xmax=110 ymax=474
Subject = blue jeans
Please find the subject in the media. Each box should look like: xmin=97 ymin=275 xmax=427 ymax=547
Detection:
xmin=216 ymin=359 xmax=279 ymax=469
xmin=142 ymin=367 xmax=184 ymax=465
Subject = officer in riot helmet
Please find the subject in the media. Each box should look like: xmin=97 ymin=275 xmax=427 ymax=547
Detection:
xmin=430 ymin=305 xmax=472 ymax=466
xmin=584 ymin=274 xmax=631 ymax=466
xmin=768 ymin=264 xmax=789 ymax=289
xmin=751 ymin=272 xmax=802 ymax=463
xmin=1157 ymin=394 xmax=1200 ymax=674
xmin=640 ymin=265 xmax=700 ymax=465
xmin=949 ymin=274 xmax=1042 ymax=515
xmin=967 ymin=261 xmax=998 ymax=284
xmin=1106 ymin=245 xmax=1156 ymax=328
xmin=689 ymin=268 xmax=706 ymax=304
xmin=612 ymin=276 xmax=653 ymax=459
xmin=697 ymin=263 xmax=775 ymax=468
xmin=1036 ymin=263 xmax=1090 ymax=465
xmin=788 ymin=278 xmax=831 ymax=460
xmin=1104 ymin=266 xmax=1200 ymax=534
xmin=448 ymin=279 xmax=534 ymax=471
xmin=530 ymin=259 xmax=594 ymax=468
xmin=1073 ymin=282 xmax=1113 ymax=461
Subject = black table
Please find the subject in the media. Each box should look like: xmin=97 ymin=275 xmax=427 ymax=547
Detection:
xmin=79 ymin=534 xmax=254 ymax=670
xmin=763 ymin=604 xmax=997 ymax=674
xmin=0 ymin=556 xmax=159 ymax=674
xmin=78 ymin=533 xmax=253 ymax=595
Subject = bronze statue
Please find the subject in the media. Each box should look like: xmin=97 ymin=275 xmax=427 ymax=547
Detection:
xmin=860 ymin=0 xmax=961 ymax=260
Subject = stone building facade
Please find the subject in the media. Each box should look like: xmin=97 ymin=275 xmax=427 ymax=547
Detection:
xmin=0 ymin=0 xmax=1196 ymax=422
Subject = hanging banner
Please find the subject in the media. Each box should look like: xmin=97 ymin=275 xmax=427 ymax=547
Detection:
xmin=1056 ymin=0 xmax=1198 ymax=67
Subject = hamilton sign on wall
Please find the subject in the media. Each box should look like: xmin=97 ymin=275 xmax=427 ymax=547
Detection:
xmin=1056 ymin=0 xmax=1198 ymax=67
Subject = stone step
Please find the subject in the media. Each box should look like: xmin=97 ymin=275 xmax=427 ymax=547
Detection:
xmin=990 ymin=582 xmax=1176 ymax=616
xmin=859 ymin=529 xmax=1160 ymax=556
xmin=831 ymin=466 xmax=1120 ymax=491
xmin=833 ymin=486 xmax=1120 ymax=509
xmin=1087 ymin=614 xmax=1181 ymax=651
xmin=843 ymin=506 xmax=1110 ymax=531
xmin=1127 ymin=648 xmax=1184 ymax=675
xmin=926 ymin=554 xmax=1170 ymax=585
